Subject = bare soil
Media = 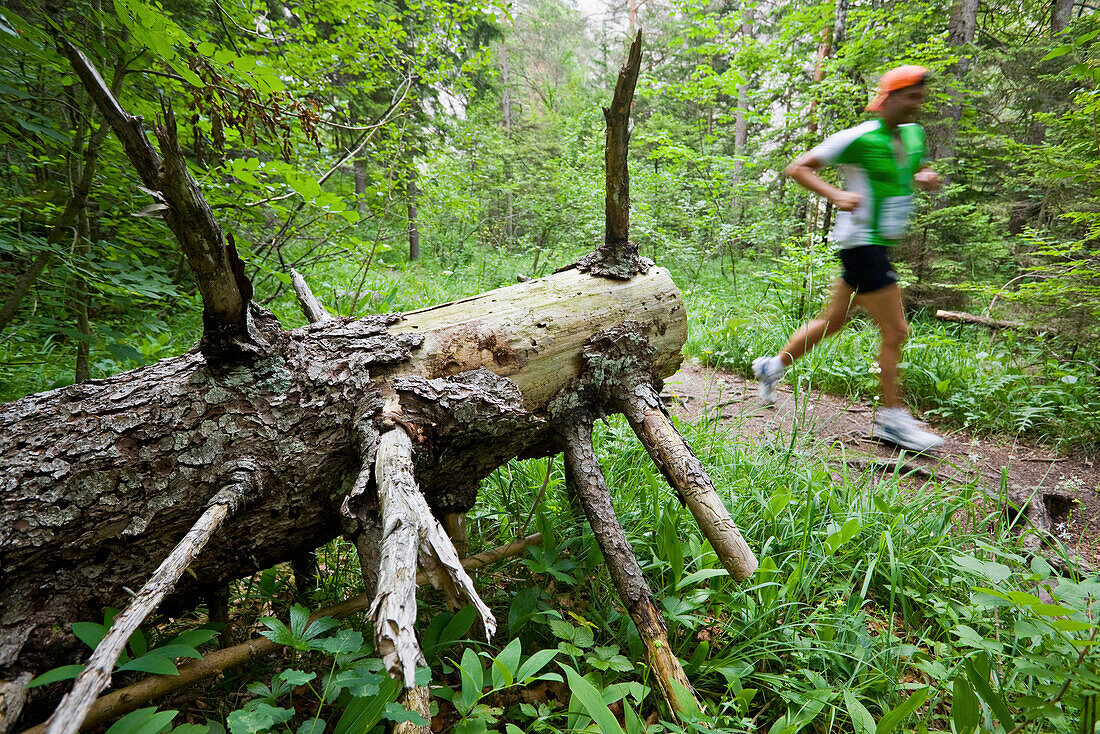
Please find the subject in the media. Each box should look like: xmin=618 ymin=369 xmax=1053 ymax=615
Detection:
xmin=663 ymin=362 xmax=1100 ymax=570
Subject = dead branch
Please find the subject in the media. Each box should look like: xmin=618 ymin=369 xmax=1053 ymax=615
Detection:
xmin=618 ymin=382 xmax=757 ymax=581
xmin=43 ymin=474 xmax=253 ymax=734
xmin=561 ymin=419 xmax=701 ymax=718
xmin=59 ymin=39 xmax=253 ymax=355
xmin=290 ymin=269 xmax=332 ymax=324
xmin=19 ymin=534 xmax=541 ymax=734
xmin=934 ymin=309 xmax=1053 ymax=335
xmin=370 ymin=424 xmax=495 ymax=688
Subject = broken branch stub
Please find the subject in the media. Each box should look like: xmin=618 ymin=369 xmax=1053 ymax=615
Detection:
xmin=43 ymin=476 xmax=252 ymax=734
xmin=290 ymin=269 xmax=333 ymax=324
xmin=370 ymin=425 xmax=496 ymax=688
xmin=560 ymin=419 xmax=701 ymax=717
xmin=576 ymin=29 xmax=648 ymax=279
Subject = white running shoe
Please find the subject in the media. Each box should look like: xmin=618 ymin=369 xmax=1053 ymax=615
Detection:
xmin=752 ymin=356 xmax=785 ymax=406
xmin=872 ymin=407 xmax=945 ymax=453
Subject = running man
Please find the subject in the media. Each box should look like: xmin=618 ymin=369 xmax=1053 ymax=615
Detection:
xmin=752 ymin=65 xmax=944 ymax=452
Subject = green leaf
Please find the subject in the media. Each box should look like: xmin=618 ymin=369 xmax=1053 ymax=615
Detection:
xmin=951 ymin=674 xmax=980 ymax=734
xmin=28 ymin=665 xmax=85 ymax=688
xmin=1029 ymin=603 xmax=1077 ymax=616
xmin=843 ymin=691 xmax=876 ymax=734
xmin=72 ymin=621 xmax=109 ymax=650
xmin=296 ymin=718 xmax=325 ymax=734
xmin=279 ymin=669 xmax=316 ymax=687
xmin=964 ymin=659 xmax=1016 ymax=730
xmin=491 ymin=637 xmax=522 ymax=689
xmin=1052 ymin=619 xmax=1094 ymax=632
xmin=318 ymin=629 xmax=363 ymax=655
xmin=105 ymin=707 xmax=179 ymax=734
xmin=825 ymin=517 xmax=861 ymax=555
xmin=334 ymin=675 xmax=400 ymax=734
xmin=561 ymin=663 xmax=626 ymax=734
xmin=289 ymin=604 xmax=311 ymax=639
xmin=515 ymin=648 xmax=558 ymax=682
xmin=1041 ymin=45 xmax=1072 ymax=61
xmin=227 ymin=704 xmax=293 ymax=734
xmin=875 ymin=687 xmax=928 ymax=734
xmin=170 ymin=629 xmax=219 ymax=649
xmin=116 ymin=654 xmax=180 ymax=676
xmin=459 ymin=647 xmax=484 ymax=712
xmin=677 ymin=568 xmax=729 ymax=589
xmin=329 ymin=665 xmax=383 ymax=697
xmin=381 ymin=701 xmax=429 ymax=725
xmin=953 ymin=554 xmax=1011 ymax=583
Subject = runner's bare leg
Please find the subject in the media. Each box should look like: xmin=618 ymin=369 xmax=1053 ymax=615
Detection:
xmin=853 ymin=283 xmax=908 ymax=409
xmin=778 ymin=278 xmax=857 ymax=366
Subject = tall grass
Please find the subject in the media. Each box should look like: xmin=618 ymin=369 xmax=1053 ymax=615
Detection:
xmin=457 ymin=407 xmax=1093 ymax=731
xmin=680 ymin=259 xmax=1100 ymax=453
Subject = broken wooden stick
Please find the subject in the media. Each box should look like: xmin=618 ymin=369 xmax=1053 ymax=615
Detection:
xmin=290 ymin=268 xmax=333 ymax=324
xmin=618 ymin=382 xmax=758 ymax=581
xmin=561 ymin=419 xmax=701 ymax=718
xmin=20 ymin=534 xmax=541 ymax=734
xmin=43 ymin=475 xmax=252 ymax=734
xmin=934 ymin=309 xmax=1054 ymax=335
xmin=370 ymin=424 xmax=496 ymax=688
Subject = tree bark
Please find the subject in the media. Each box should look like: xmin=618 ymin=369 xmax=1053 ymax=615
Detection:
xmin=1052 ymin=0 xmax=1073 ymax=35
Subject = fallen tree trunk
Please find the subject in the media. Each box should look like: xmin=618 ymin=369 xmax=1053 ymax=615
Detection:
xmin=934 ymin=309 xmax=1054 ymax=335
xmin=0 ymin=265 xmax=686 ymax=682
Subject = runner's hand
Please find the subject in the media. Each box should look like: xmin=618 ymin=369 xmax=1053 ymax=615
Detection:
xmin=831 ymin=191 xmax=862 ymax=211
xmin=914 ymin=169 xmax=940 ymax=190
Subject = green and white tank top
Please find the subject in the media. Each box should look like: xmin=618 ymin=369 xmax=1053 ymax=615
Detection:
xmin=808 ymin=120 xmax=926 ymax=249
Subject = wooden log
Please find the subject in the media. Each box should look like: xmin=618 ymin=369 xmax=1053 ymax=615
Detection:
xmin=617 ymin=382 xmax=757 ymax=581
xmin=561 ymin=419 xmax=702 ymax=718
xmin=934 ymin=309 xmax=1053 ymax=334
xmin=1 ymin=265 xmax=684 ymax=691
xmin=17 ymin=535 xmax=542 ymax=734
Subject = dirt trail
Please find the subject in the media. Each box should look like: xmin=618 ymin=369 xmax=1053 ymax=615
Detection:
xmin=664 ymin=362 xmax=1100 ymax=570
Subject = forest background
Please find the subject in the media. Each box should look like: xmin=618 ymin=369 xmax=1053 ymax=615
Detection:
xmin=1 ymin=0 xmax=1099 ymax=731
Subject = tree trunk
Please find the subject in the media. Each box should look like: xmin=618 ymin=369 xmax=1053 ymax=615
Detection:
xmin=1052 ymin=0 xmax=1073 ymax=35
xmin=501 ymin=44 xmax=516 ymax=244
xmin=72 ymin=210 xmax=92 ymax=384
xmin=354 ymin=158 xmax=368 ymax=219
xmin=731 ymin=7 xmax=754 ymax=225
xmin=407 ymin=166 xmax=420 ymax=261
xmin=0 ymin=266 xmax=687 ymax=685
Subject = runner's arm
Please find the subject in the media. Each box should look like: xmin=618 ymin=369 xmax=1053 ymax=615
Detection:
xmin=914 ymin=165 xmax=940 ymax=191
xmin=784 ymin=153 xmax=862 ymax=211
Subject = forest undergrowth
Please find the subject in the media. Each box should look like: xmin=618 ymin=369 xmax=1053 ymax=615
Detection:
xmin=17 ymin=249 xmax=1100 ymax=734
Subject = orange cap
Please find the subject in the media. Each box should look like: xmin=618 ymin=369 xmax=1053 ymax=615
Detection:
xmin=866 ymin=65 xmax=929 ymax=111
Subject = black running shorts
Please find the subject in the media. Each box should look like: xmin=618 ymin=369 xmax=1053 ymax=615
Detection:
xmin=837 ymin=245 xmax=898 ymax=294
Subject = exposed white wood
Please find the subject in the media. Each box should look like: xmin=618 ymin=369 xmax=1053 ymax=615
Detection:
xmin=387 ymin=266 xmax=687 ymax=409
xmin=370 ymin=427 xmax=496 ymax=688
